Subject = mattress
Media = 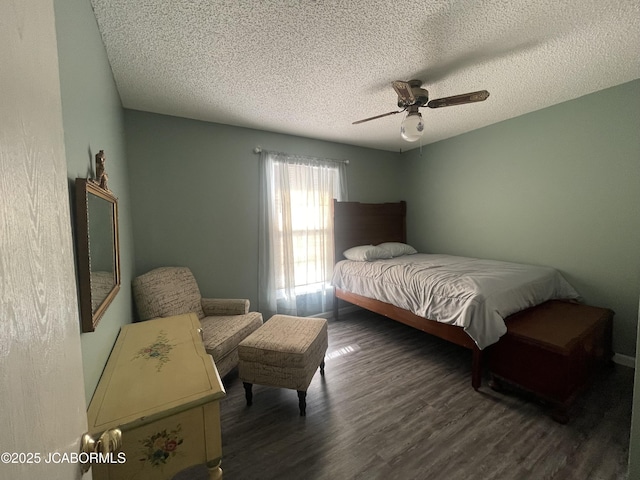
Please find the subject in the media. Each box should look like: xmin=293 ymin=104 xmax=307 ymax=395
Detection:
xmin=331 ymin=254 xmax=580 ymax=349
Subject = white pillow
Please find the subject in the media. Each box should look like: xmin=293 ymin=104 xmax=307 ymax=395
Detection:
xmin=343 ymin=245 xmax=393 ymax=261
xmin=377 ymin=242 xmax=418 ymax=257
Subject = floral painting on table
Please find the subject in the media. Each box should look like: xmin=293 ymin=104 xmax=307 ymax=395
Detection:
xmin=139 ymin=424 xmax=184 ymax=467
xmin=132 ymin=330 xmax=174 ymax=372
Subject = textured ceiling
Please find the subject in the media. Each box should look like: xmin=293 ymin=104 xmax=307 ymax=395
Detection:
xmin=91 ymin=0 xmax=640 ymax=152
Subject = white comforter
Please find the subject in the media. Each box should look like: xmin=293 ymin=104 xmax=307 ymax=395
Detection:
xmin=331 ymin=254 xmax=580 ymax=349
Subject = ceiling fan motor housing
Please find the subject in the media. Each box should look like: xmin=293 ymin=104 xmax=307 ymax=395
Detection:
xmin=397 ymin=80 xmax=429 ymax=108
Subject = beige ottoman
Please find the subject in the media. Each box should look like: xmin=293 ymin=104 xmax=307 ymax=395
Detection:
xmin=238 ymin=315 xmax=328 ymax=416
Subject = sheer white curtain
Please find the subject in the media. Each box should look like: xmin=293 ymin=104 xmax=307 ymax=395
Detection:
xmin=258 ymin=150 xmax=348 ymax=319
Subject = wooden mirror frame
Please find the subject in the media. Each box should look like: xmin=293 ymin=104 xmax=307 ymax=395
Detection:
xmin=75 ymin=178 xmax=120 ymax=332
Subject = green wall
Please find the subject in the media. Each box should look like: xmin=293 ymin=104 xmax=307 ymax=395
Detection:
xmin=402 ymin=79 xmax=640 ymax=357
xmin=124 ymin=110 xmax=403 ymax=310
xmin=54 ymin=0 xmax=136 ymax=403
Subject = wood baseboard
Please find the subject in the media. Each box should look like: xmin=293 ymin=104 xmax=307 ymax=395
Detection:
xmin=613 ymin=353 xmax=635 ymax=368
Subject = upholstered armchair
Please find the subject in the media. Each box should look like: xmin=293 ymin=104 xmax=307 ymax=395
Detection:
xmin=132 ymin=266 xmax=263 ymax=378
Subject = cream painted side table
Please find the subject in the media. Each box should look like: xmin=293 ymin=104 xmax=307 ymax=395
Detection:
xmin=87 ymin=313 xmax=226 ymax=480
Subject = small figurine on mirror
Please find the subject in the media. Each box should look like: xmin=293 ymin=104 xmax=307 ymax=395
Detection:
xmin=94 ymin=150 xmax=109 ymax=191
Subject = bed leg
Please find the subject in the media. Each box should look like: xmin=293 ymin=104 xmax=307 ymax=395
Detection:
xmin=471 ymin=347 xmax=483 ymax=390
xmin=333 ymin=294 xmax=339 ymax=320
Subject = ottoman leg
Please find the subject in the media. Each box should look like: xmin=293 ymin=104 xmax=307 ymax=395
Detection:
xmin=243 ymin=382 xmax=253 ymax=406
xmin=320 ymin=358 xmax=325 ymax=376
xmin=297 ymin=390 xmax=307 ymax=416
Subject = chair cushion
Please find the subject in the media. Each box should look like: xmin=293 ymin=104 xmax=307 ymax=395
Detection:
xmin=200 ymin=312 xmax=263 ymax=361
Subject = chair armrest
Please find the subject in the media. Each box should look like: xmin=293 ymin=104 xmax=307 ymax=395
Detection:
xmin=201 ymin=298 xmax=250 ymax=316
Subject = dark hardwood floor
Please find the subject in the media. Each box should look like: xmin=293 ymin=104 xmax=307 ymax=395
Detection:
xmin=219 ymin=309 xmax=633 ymax=480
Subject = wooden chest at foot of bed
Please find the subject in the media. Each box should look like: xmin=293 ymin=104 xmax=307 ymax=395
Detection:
xmin=488 ymin=300 xmax=613 ymax=423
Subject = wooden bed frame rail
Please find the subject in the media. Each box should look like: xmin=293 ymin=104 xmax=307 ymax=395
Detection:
xmin=332 ymin=200 xmax=484 ymax=390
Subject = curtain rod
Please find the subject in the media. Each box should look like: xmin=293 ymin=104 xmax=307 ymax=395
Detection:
xmin=253 ymin=146 xmax=349 ymax=164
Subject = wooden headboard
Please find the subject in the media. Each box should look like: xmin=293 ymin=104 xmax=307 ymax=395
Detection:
xmin=332 ymin=200 xmax=407 ymax=263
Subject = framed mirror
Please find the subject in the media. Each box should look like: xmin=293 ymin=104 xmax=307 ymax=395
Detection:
xmin=75 ymin=178 xmax=120 ymax=332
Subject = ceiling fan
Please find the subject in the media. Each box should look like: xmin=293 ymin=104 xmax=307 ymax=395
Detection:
xmin=353 ymin=80 xmax=490 ymax=142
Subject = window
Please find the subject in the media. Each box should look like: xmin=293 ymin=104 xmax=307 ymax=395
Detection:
xmin=258 ymin=151 xmax=348 ymax=318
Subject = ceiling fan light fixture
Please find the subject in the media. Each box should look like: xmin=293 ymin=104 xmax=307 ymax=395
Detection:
xmin=400 ymin=111 xmax=424 ymax=142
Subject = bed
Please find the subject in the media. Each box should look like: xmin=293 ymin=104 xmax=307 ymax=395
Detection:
xmin=331 ymin=200 xmax=580 ymax=389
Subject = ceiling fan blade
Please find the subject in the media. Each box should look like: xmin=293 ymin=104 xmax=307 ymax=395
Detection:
xmin=427 ymin=90 xmax=490 ymax=109
xmin=392 ymin=80 xmax=416 ymax=105
xmin=352 ymin=109 xmax=404 ymax=125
